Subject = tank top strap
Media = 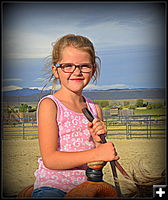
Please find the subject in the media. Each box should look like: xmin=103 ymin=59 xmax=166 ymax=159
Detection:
xmin=83 ymin=96 xmax=98 ymax=118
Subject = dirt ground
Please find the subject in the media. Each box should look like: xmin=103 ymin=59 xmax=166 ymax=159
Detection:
xmin=2 ymin=138 xmax=166 ymax=197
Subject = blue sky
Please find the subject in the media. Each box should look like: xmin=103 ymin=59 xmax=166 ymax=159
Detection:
xmin=2 ymin=2 xmax=166 ymax=91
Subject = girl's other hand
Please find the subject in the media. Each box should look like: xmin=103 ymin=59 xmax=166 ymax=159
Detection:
xmin=88 ymin=118 xmax=107 ymax=145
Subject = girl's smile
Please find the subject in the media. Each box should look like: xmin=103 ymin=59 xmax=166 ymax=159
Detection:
xmin=70 ymin=78 xmax=84 ymax=81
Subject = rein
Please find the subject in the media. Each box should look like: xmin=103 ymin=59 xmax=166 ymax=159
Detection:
xmin=82 ymin=108 xmax=131 ymax=197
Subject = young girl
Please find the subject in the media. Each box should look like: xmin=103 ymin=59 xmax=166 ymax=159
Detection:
xmin=32 ymin=34 xmax=119 ymax=197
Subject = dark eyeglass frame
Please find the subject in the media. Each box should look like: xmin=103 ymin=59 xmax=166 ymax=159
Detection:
xmin=55 ymin=63 xmax=94 ymax=73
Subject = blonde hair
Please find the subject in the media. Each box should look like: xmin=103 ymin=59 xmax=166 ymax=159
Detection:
xmin=42 ymin=34 xmax=101 ymax=91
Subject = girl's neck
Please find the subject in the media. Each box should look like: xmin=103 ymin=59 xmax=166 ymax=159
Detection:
xmin=53 ymin=87 xmax=87 ymax=112
xmin=55 ymin=87 xmax=83 ymax=102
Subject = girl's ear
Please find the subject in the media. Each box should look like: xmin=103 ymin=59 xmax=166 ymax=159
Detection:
xmin=52 ymin=65 xmax=59 ymax=79
xmin=92 ymin=66 xmax=96 ymax=77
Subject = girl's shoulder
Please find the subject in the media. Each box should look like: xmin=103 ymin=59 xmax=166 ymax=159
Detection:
xmin=38 ymin=95 xmax=58 ymax=111
xmin=37 ymin=95 xmax=58 ymax=122
xmin=38 ymin=95 xmax=57 ymax=105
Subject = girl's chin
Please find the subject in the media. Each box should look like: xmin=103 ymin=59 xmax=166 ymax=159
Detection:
xmin=61 ymin=82 xmax=89 ymax=92
xmin=69 ymin=85 xmax=86 ymax=93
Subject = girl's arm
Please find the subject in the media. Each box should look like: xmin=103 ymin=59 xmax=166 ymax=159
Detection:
xmin=38 ymin=98 xmax=119 ymax=170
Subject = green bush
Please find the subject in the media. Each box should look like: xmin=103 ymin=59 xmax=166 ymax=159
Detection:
xmin=147 ymin=103 xmax=164 ymax=109
xmin=93 ymin=100 xmax=109 ymax=108
xmin=147 ymin=104 xmax=153 ymax=109
xmin=124 ymin=101 xmax=130 ymax=106
xmin=19 ymin=104 xmax=28 ymax=112
xmin=136 ymin=99 xmax=144 ymax=107
xmin=129 ymin=104 xmax=136 ymax=109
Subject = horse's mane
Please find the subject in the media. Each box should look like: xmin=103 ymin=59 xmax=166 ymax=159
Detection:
xmin=118 ymin=158 xmax=166 ymax=197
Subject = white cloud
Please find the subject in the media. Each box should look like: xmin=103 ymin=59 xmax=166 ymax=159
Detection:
xmin=3 ymin=85 xmax=23 ymax=91
xmin=31 ymin=83 xmax=129 ymax=91
xmin=83 ymin=20 xmax=162 ymax=50
xmin=29 ymin=84 xmax=61 ymax=91
xmin=3 ymin=83 xmax=128 ymax=92
xmin=85 ymin=83 xmax=129 ymax=90
xmin=3 ymin=78 xmax=23 ymax=82
xmin=3 ymin=30 xmax=51 ymax=59
xmin=34 ymin=78 xmax=45 ymax=82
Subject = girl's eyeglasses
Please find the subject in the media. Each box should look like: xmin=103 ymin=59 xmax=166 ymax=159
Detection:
xmin=55 ymin=63 xmax=94 ymax=73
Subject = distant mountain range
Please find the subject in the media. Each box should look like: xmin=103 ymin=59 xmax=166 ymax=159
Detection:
xmin=2 ymin=88 xmax=166 ymax=102
xmin=3 ymin=88 xmax=49 ymax=96
xmin=2 ymin=87 xmax=165 ymax=97
xmin=2 ymin=87 xmax=130 ymax=96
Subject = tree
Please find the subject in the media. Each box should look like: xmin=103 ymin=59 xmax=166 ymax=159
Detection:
xmin=93 ymin=100 xmax=109 ymax=108
xmin=136 ymin=99 xmax=144 ymax=107
xmin=124 ymin=101 xmax=130 ymax=106
xmin=100 ymin=100 xmax=109 ymax=108
xmin=19 ymin=104 xmax=28 ymax=113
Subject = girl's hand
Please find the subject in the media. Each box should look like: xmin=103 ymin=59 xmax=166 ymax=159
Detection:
xmin=95 ymin=142 xmax=120 ymax=162
xmin=88 ymin=118 xmax=107 ymax=146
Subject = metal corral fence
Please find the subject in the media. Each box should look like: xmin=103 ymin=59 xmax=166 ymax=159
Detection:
xmin=2 ymin=115 xmax=166 ymax=140
xmin=104 ymin=114 xmax=166 ymax=139
xmin=2 ymin=118 xmax=38 ymax=140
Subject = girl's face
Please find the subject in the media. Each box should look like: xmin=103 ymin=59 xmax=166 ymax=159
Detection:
xmin=52 ymin=45 xmax=95 ymax=93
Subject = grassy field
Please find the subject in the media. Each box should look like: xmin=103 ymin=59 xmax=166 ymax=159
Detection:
xmin=134 ymin=108 xmax=165 ymax=115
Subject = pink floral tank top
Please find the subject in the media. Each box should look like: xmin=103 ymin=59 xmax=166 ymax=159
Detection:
xmin=34 ymin=95 xmax=98 ymax=193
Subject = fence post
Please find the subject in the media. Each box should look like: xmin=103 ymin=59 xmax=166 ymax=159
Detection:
xmin=22 ymin=114 xmax=25 ymax=139
xmin=129 ymin=124 xmax=132 ymax=139
xmin=146 ymin=116 xmax=149 ymax=138
xmin=126 ymin=116 xmax=129 ymax=139
xmin=149 ymin=115 xmax=152 ymax=137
